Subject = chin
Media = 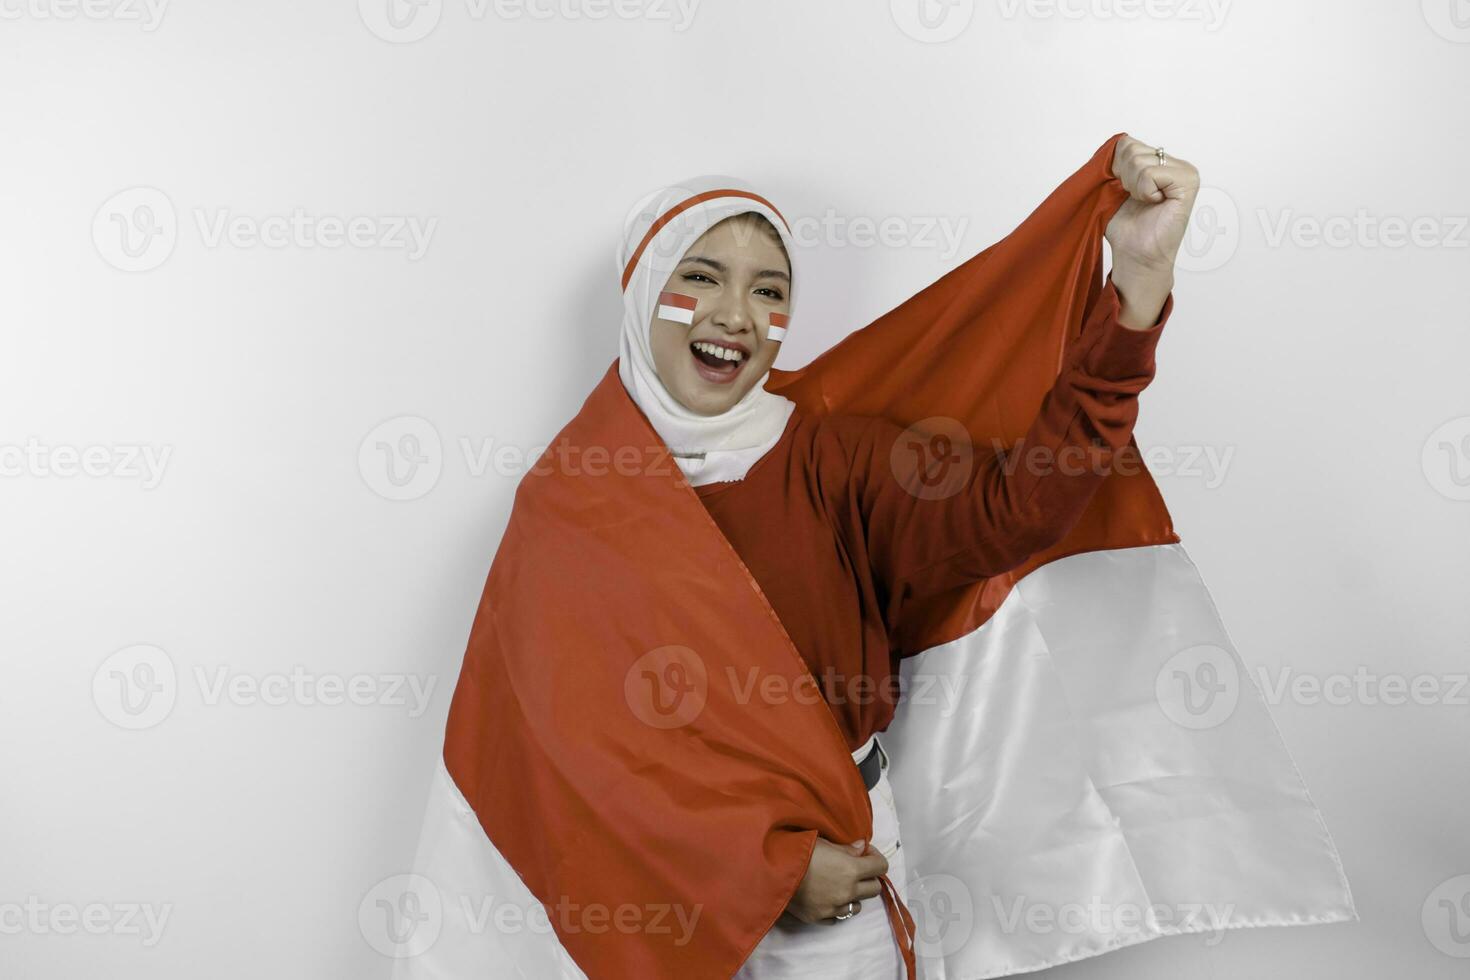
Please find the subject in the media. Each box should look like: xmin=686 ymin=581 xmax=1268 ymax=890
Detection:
xmin=690 ymin=393 xmax=741 ymax=416
xmin=679 ymin=378 xmax=745 ymax=416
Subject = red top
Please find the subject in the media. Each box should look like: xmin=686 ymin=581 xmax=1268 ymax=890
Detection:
xmin=694 ymin=278 xmax=1173 ymax=751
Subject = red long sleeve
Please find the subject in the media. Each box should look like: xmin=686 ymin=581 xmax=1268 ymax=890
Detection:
xmin=693 ymin=277 xmax=1171 ymax=748
xmin=850 ymin=275 xmax=1171 ymax=625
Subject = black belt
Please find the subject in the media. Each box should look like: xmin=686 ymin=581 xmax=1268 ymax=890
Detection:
xmin=857 ymin=738 xmax=886 ymax=792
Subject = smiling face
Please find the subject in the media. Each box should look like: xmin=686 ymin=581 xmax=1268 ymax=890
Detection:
xmin=649 ymin=213 xmax=790 ymax=416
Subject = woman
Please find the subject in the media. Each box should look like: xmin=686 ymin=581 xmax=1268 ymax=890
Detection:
xmin=612 ymin=134 xmax=1189 ymax=978
xmin=410 ymin=133 xmax=1350 ymax=980
xmin=410 ymin=132 xmax=1309 ymax=980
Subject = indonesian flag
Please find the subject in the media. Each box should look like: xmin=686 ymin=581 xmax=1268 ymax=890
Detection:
xmin=768 ymin=311 xmax=790 ymax=342
xmin=391 ymin=135 xmax=1355 ymax=979
xmin=656 ymin=290 xmax=697 ymax=325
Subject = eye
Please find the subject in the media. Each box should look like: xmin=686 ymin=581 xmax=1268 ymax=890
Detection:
xmin=682 ymin=272 xmax=716 ymax=285
xmin=755 ymin=287 xmax=785 ymax=301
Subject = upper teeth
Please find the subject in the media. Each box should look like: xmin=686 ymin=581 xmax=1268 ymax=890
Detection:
xmin=693 ymin=341 xmax=745 ymax=362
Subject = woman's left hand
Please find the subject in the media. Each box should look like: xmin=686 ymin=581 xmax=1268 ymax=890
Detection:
xmin=1105 ymin=133 xmax=1200 ymax=328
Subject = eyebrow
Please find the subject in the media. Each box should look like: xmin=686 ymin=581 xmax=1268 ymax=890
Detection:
xmin=679 ymin=254 xmax=791 ymax=283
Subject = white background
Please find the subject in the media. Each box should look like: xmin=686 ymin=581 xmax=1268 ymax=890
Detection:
xmin=2 ymin=0 xmax=1467 ymax=977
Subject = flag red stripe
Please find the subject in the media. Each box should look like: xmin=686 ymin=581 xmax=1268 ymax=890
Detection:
xmin=658 ymin=292 xmax=698 ymax=311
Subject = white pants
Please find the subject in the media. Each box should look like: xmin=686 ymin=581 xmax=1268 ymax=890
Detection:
xmin=735 ymin=736 xmax=908 ymax=980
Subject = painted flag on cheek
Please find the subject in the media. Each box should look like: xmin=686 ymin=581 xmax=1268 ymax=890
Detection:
xmin=768 ymin=311 xmax=790 ymax=342
xmin=656 ymin=291 xmax=697 ymax=325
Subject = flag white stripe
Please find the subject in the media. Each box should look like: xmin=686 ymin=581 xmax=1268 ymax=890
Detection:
xmin=396 ymin=543 xmax=1354 ymax=978
xmin=657 ymin=304 xmax=695 ymax=325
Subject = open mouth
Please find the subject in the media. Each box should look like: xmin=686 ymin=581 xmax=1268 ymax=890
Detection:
xmin=688 ymin=340 xmax=748 ymax=385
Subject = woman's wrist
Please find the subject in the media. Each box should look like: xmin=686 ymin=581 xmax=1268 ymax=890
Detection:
xmin=1109 ymin=258 xmax=1174 ymax=331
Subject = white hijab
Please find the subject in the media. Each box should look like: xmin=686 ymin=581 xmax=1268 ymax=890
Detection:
xmin=616 ymin=176 xmax=798 ymax=487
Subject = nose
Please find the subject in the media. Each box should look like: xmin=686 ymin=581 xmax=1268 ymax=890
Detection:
xmin=708 ymin=291 xmax=756 ymax=337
